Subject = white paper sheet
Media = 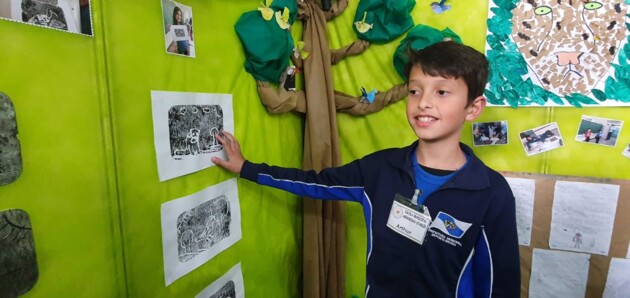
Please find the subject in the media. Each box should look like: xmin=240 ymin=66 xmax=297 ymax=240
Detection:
xmin=529 ymin=248 xmax=590 ymax=298
xmin=151 ymin=91 xmax=234 ymax=181
xmin=195 ymin=263 xmax=245 ymax=298
xmin=549 ymin=181 xmax=619 ymax=255
xmin=506 ymin=177 xmax=535 ymax=246
xmin=627 ymin=243 xmax=630 ymax=259
xmin=603 ymin=258 xmax=630 ymax=298
xmin=161 ymin=178 xmax=241 ymax=286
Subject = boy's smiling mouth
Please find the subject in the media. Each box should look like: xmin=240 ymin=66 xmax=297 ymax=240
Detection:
xmin=414 ymin=115 xmax=438 ymax=127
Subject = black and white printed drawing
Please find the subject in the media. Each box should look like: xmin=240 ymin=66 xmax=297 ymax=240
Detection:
xmin=0 ymin=92 xmax=23 ymax=186
xmin=21 ymin=0 xmax=68 ymax=30
xmin=0 ymin=209 xmax=38 ymax=296
xmin=168 ymin=105 xmax=224 ymax=159
xmin=0 ymin=0 xmax=89 ymax=34
xmin=195 ymin=263 xmax=244 ymax=298
xmin=152 ymin=91 xmax=234 ymax=181
xmin=208 ymin=280 xmax=236 ymax=298
xmin=177 ymin=194 xmax=231 ymax=263
xmin=162 ymin=179 xmax=241 ymax=286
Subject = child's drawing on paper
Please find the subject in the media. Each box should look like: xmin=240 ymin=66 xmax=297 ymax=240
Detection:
xmin=486 ymin=0 xmax=630 ymax=106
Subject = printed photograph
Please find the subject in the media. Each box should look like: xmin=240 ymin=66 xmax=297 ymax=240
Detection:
xmin=161 ymin=0 xmax=195 ymax=57
xmin=0 ymin=0 xmax=92 ymax=35
xmin=575 ymin=115 xmax=623 ymax=147
xmin=622 ymin=143 xmax=630 ymax=159
xmin=472 ymin=120 xmax=508 ymax=146
xmin=519 ymin=122 xmax=564 ymax=156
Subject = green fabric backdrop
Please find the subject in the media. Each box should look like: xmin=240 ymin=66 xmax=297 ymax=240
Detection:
xmin=0 ymin=0 xmax=628 ymax=297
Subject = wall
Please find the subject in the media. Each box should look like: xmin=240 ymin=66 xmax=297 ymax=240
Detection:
xmin=0 ymin=0 xmax=304 ymax=296
xmin=0 ymin=0 xmax=124 ymax=295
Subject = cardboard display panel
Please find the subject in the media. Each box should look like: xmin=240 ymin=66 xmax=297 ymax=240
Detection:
xmin=504 ymin=172 xmax=630 ymax=298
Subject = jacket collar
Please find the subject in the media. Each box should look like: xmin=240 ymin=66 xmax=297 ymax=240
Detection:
xmin=388 ymin=141 xmax=491 ymax=191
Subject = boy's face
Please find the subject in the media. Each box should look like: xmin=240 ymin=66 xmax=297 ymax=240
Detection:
xmin=406 ymin=65 xmax=485 ymax=144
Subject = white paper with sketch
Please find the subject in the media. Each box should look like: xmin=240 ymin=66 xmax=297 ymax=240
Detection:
xmin=529 ymin=248 xmax=590 ymax=298
xmin=603 ymin=258 xmax=630 ymax=298
xmin=161 ymin=178 xmax=241 ymax=286
xmin=195 ymin=262 xmax=245 ymax=298
xmin=151 ymin=91 xmax=234 ymax=181
xmin=506 ymin=177 xmax=535 ymax=246
xmin=549 ymin=181 xmax=619 ymax=255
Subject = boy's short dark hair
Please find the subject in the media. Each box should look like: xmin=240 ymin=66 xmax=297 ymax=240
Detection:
xmin=403 ymin=41 xmax=489 ymax=106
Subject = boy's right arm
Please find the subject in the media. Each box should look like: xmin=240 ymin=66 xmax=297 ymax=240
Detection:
xmin=212 ymin=131 xmax=367 ymax=203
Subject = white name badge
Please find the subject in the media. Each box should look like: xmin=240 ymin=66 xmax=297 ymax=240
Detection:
xmin=387 ymin=200 xmax=432 ymax=245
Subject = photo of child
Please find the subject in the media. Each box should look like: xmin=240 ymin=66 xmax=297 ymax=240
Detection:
xmin=519 ymin=122 xmax=564 ymax=156
xmin=575 ymin=115 xmax=623 ymax=147
xmin=472 ymin=121 xmax=508 ymax=146
xmin=161 ymin=0 xmax=195 ymax=57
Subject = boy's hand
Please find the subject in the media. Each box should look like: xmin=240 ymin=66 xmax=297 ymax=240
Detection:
xmin=211 ymin=130 xmax=245 ymax=174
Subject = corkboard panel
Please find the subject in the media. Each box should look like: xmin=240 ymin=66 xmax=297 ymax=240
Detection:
xmin=503 ymin=172 xmax=630 ymax=298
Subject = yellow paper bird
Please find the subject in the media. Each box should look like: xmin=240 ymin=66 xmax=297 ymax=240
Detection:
xmin=258 ymin=0 xmax=273 ymax=21
xmin=354 ymin=11 xmax=373 ymax=33
xmin=294 ymin=41 xmax=309 ymax=59
xmin=275 ymin=7 xmax=290 ymax=30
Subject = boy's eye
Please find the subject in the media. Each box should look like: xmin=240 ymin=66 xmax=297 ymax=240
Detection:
xmin=437 ymin=90 xmax=449 ymax=96
xmin=409 ymin=90 xmax=420 ymax=95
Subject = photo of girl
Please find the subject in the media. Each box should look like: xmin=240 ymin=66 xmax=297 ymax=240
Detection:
xmin=161 ymin=0 xmax=195 ymax=57
xmin=575 ymin=115 xmax=624 ymax=147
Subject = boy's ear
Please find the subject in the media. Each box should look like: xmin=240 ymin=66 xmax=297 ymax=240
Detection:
xmin=465 ymin=96 xmax=486 ymax=121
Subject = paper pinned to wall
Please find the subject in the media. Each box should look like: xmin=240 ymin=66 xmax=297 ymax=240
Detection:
xmin=529 ymin=248 xmax=590 ymax=298
xmin=195 ymin=262 xmax=245 ymax=298
xmin=603 ymin=258 xmax=630 ymax=298
xmin=151 ymin=91 xmax=234 ymax=181
xmin=506 ymin=177 xmax=535 ymax=246
xmin=161 ymin=178 xmax=241 ymax=286
xmin=549 ymin=181 xmax=619 ymax=255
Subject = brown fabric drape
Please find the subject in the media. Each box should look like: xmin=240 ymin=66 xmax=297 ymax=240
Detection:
xmin=299 ymin=1 xmax=345 ymax=296
xmin=254 ymin=1 xmax=408 ymax=297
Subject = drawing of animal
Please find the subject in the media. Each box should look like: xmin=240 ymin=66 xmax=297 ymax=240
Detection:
xmin=510 ymin=0 xmax=627 ymax=95
xmin=186 ymin=128 xmax=201 ymax=155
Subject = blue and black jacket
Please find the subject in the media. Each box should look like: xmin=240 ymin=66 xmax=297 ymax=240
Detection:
xmin=240 ymin=141 xmax=520 ymax=297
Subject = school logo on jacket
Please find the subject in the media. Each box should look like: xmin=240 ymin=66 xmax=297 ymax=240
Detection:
xmin=430 ymin=212 xmax=472 ymax=239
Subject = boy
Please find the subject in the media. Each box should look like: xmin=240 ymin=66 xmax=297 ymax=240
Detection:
xmin=212 ymin=41 xmax=520 ymax=297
